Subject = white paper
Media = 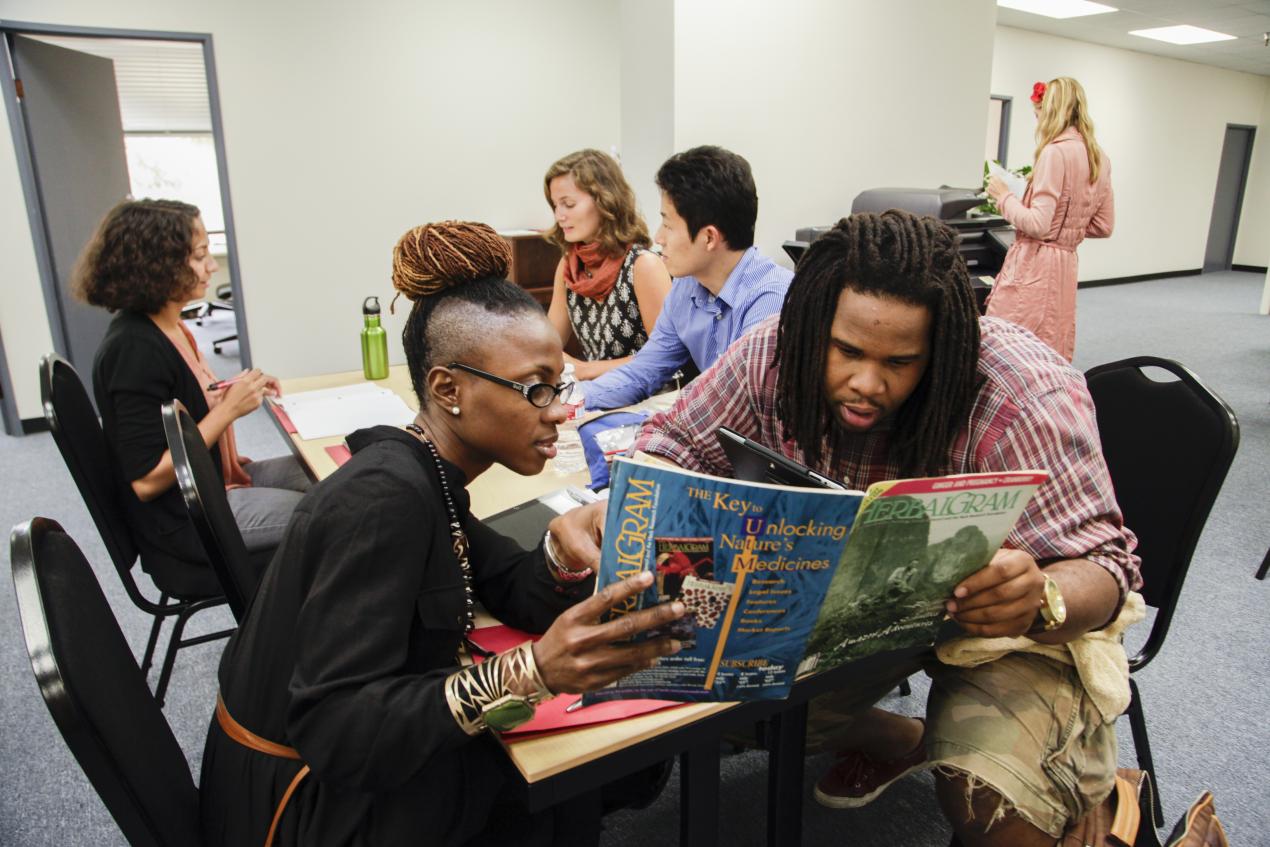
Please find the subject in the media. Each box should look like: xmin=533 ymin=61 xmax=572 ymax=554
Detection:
xmin=276 ymin=382 xmax=416 ymax=440
xmin=988 ymin=160 xmax=1027 ymax=202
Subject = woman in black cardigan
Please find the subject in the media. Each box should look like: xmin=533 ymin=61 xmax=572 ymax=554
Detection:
xmin=75 ymin=199 xmax=309 ymax=587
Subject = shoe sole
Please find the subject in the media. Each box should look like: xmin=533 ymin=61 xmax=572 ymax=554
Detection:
xmin=812 ymin=762 xmax=928 ymax=810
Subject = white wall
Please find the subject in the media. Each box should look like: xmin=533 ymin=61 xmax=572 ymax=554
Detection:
xmin=0 ymin=82 xmax=54 ymax=421
xmin=0 ymin=0 xmax=622 ymax=421
xmin=992 ymin=25 xmax=1270 ymax=281
xmin=671 ymin=0 xmax=998 ymax=265
xmin=619 ymin=0 xmax=674 ymax=232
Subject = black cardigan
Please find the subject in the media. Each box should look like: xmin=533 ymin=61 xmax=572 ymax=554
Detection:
xmin=93 ymin=310 xmax=221 ymax=587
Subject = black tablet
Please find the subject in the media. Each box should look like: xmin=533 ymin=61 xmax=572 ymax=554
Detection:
xmin=715 ymin=426 xmax=845 ymax=490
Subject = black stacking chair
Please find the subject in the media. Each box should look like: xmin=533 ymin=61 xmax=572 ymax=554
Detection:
xmin=40 ymin=353 xmax=231 ymax=706
xmin=10 ymin=517 xmax=202 ymax=846
xmin=163 ymin=399 xmax=259 ymax=621
xmin=1085 ymin=356 xmax=1239 ymax=826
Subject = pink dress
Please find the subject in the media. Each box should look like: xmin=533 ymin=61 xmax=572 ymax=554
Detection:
xmin=986 ymin=126 xmax=1114 ymax=361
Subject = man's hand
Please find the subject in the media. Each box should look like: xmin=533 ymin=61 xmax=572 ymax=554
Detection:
xmin=548 ymin=500 xmax=606 ymax=574
xmin=946 ymin=548 xmax=1045 ymax=638
xmin=533 ymin=571 xmax=686 ymax=694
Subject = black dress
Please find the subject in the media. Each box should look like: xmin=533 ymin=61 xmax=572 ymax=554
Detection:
xmin=199 ymin=426 xmax=597 ymax=846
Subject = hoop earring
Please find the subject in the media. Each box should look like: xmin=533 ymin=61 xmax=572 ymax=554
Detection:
xmin=451 ymin=406 xmax=460 ymax=416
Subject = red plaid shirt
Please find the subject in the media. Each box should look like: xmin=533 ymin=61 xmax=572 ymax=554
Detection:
xmin=635 ymin=315 xmax=1142 ymax=609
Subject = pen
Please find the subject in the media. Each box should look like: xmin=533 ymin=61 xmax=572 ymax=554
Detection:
xmin=564 ymin=698 xmax=587 ymax=713
xmin=207 ymin=375 xmax=245 ymax=392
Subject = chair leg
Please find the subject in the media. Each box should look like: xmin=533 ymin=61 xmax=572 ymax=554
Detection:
xmin=154 ymin=604 xmax=197 ymax=707
xmin=1127 ymin=678 xmax=1164 ymax=828
xmin=140 ymin=594 xmax=168 ymax=675
xmin=1256 ymin=545 xmax=1269 ymax=580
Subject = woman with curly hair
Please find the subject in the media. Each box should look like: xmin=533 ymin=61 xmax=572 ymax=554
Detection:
xmin=76 ymin=198 xmax=309 ymax=582
xmin=985 ymin=77 xmax=1114 ymax=361
xmin=543 ymin=149 xmax=671 ymax=380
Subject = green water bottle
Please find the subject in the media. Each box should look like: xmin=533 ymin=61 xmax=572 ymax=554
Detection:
xmin=360 ymin=296 xmax=388 ymax=380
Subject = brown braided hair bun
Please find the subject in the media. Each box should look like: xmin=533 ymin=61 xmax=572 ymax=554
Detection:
xmin=391 ymin=220 xmax=512 ymax=305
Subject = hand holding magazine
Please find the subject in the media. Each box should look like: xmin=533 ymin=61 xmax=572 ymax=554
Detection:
xmin=585 ymin=455 xmax=1047 ymax=703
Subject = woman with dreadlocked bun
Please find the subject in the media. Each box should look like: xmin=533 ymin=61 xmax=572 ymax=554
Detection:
xmin=202 ymin=220 xmax=686 ymax=847
xmin=986 ymin=76 xmax=1114 ymax=361
xmin=574 ymin=207 xmax=1140 ymax=847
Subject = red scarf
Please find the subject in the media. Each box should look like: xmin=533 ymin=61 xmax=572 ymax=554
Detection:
xmin=562 ymin=242 xmax=624 ymax=301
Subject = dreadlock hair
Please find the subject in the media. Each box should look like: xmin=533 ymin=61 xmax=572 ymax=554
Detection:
xmin=773 ymin=210 xmax=980 ymax=478
xmin=392 ymin=221 xmax=540 ymax=407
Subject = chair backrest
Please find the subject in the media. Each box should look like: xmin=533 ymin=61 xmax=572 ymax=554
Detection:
xmin=162 ymin=400 xmax=255 ymax=620
xmin=40 ymin=354 xmax=139 ymax=572
xmin=1084 ymin=357 xmax=1239 ymax=670
xmin=10 ymin=518 xmax=202 ymax=847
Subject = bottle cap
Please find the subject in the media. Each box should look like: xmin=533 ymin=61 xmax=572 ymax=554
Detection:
xmin=363 ymin=296 xmax=381 ymax=315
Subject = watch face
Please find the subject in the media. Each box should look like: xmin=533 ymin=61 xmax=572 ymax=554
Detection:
xmin=485 ymin=697 xmax=535 ymax=732
xmin=1043 ymin=576 xmax=1067 ymax=627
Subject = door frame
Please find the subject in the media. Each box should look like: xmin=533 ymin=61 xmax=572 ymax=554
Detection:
xmin=1206 ymin=122 xmax=1256 ymax=273
xmin=0 ymin=19 xmax=251 ymax=434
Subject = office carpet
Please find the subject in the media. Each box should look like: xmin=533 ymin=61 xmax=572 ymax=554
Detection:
xmin=1 ymin=273 xmax=1266 ymax=846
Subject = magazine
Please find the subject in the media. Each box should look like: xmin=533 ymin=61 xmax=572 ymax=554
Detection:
xmin=584 ymin=456 xmax=1047 ymax=703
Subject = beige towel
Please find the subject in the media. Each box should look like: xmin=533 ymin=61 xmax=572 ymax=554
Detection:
xmin=935 ymin=591 xmax=1146 ymax=723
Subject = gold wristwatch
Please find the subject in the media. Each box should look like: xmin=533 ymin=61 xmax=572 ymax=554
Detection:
xmin=1034 ymin=574 xmax=1067 ymax=632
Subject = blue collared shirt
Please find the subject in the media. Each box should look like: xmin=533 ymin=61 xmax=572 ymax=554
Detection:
xmin=580 ymin=247 xmax=792 ymax=410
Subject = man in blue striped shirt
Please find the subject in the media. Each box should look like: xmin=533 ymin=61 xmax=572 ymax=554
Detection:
xmin=579 ymin=146 xmax=792 ymax=410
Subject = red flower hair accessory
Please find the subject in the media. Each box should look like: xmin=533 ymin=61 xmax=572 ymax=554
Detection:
xmin=1030 ymin=81 xmax=1047 ymax=104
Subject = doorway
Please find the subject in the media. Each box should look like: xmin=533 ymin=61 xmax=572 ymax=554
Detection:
xmin=1203 ymin=124 xmax=1255 ymax=273
xmin=0 ymin=20 xmax=249 ymax=434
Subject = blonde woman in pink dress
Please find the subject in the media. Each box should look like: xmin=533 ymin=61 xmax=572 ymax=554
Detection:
xmin=985 ymin=77 xmax=1114 ymax=361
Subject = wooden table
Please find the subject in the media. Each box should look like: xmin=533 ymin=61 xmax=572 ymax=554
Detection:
xmin=270 ymin=365 xmax=917 ymax=846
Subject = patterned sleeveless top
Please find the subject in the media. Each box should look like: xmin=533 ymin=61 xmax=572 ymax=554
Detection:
xmin=565 ymin=245 xmax=653 ymax=361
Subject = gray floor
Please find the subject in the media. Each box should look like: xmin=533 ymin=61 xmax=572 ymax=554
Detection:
xmin=1 ymin=272 xmax=1267 ymax=845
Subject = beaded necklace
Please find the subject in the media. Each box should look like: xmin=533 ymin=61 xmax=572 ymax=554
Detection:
xmin=405 ymin=423 xmax=475 ymax=634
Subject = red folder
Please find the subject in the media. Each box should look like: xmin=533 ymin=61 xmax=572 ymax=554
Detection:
xmin=467 ymin=624 xmax=682 ymax=738
xmin=325 ymin=444 xmax=352 ymax=466
xmin=269 ymin=401 xmax=298 ymax=434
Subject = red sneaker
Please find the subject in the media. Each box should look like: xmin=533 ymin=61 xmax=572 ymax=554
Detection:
xmin=813 ymin=733 xmax=928 ymax=809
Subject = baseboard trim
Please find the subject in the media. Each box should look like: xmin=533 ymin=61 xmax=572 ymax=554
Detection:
xmin=21 ymin=417 xmax=49 ymax=435
xmin=1078 ymin=269 xmax=1202 ymax=289
xmin=1231 ymin=264 xmax=1267 ymax=274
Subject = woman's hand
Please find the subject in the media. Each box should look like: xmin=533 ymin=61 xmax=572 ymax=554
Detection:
xmin=547 ymin=501 xmax=606 ymax=575
xmin=944 ymin=548 xmax=1045 ymax=638
xmin=986 ymin=175 xmax=1010 ymax=204
xmin=219 ymin=369 xmax=272 ymax=420
xmin=532 ymin=571 xmax=686 ymax=694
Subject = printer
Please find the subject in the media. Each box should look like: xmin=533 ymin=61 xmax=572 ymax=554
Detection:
xmin=784 ymin=187 xmax=1015 ymax=313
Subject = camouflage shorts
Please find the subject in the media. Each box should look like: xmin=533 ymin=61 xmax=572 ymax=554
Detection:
xmin=925 ymin=653 xmax=1118 ymax=838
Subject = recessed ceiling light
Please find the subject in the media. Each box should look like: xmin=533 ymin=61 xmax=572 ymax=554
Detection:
xmin=1129 ymin=25 xmax=1237 ymax=45
xmin=997 ymin=0 xmax=1118 ymax=19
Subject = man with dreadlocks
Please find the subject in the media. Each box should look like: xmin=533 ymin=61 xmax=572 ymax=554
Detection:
xmin=555 ymin=209 xmax=1141 ymax=845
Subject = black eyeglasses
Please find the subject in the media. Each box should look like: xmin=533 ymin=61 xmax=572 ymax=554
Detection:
xmin=447 ymin=362 xmax=574 ymax=408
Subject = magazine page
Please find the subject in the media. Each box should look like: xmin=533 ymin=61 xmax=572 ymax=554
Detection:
xmin=801 ymin=470 xmax=1048 ymax=675
xmin=586 ymin=457 xmax=863 ymax=703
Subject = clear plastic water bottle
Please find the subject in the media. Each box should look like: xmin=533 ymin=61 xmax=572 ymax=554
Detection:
xmin=553 ymin=364 xmax=588 ymax=475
